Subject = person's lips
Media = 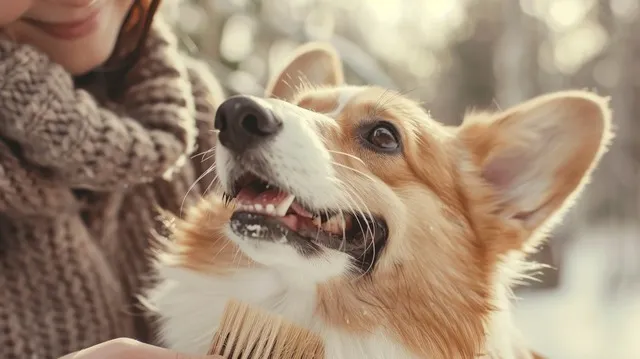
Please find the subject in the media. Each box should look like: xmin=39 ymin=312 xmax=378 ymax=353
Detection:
xmin=23 ymin=8 xmax=102 ymax=41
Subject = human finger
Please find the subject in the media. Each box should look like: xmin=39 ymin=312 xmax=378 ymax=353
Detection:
xmin=57 ymin=338 xmax=224 ymax=359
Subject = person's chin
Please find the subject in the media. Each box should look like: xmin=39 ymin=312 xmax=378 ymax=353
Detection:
xmin=57 ymin=26 xmax=121 ymax=75
xmin=60 ymin=45 xmax=114 ymax=75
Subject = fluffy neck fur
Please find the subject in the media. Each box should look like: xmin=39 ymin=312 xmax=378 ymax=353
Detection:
xmin=149 ymin=243 xmax=534 ymax=359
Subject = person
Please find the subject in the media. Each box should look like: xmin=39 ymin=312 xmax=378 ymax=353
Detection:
xmin=59 ymin=338 xmax=220 ymax=359
xmin=0 ymin=0 xmax=225 ymax=357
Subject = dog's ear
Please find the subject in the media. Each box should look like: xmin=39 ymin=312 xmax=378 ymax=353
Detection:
xmin=458 ymin=91 xmax=612 ymax=234
xmin=264 ymin=42 xmax=344 ymax=101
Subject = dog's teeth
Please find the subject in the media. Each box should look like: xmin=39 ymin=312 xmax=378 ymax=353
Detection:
xmin=321 ymin=220 xmax=334 ymax=233
xmin=312 ymin=216 xmax=322 ymax=227
xmin=265 ymin=204 xmax=276 ymax=214
xmin=321 ymin=215 xmax=345 ymax=234
xmin=254 ymin=204 xmax=263 ymax=211
xmin=274 ymin=194 xmax=295 ymax=217
xmin=344 ymin=215 xmax=352 ymax=230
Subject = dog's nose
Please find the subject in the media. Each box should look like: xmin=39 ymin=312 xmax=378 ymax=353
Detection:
xmin=214 ymin=95 xmax=282 ymax=154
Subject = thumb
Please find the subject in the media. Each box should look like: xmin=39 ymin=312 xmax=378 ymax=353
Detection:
xmin=58 ymin=338 xmax=224 ymax=359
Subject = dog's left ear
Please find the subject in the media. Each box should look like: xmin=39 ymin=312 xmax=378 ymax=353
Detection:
xmin=458 ymin=91 xmax=613 ymax=233
xmin=264 ymin=42 xmax=344 ymax=101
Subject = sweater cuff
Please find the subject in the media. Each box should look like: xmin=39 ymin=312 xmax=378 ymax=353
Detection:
xmin=0 ymin=40 xmax=76 ymax=143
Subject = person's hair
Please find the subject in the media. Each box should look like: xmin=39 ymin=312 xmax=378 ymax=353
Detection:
xmin=77 ymin=0 xmax=161 ymax=96
xmin=105 ymin=0 xmax=161 ymax=72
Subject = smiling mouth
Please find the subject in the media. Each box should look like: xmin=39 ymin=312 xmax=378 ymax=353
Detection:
xmin=226 ymin=172 xmax=388 ymax=263
xmin=22 ymin=9 xmax=101 ymax=41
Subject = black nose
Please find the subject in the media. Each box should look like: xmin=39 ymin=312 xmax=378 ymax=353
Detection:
xmin=214 ymin=95 xmax=282 ymax=154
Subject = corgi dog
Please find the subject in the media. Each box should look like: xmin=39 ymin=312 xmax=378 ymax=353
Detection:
xmin=147 ymin=42 xmax=612 ymax=359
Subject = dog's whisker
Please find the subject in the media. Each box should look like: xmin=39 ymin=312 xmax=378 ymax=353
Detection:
xmin=331 ymin=181 xmax=366 ymax=256
xmin=338 ymin=182 xmax=380 ymax=276
xmin=327 ymin=150 xmax=366 ymax=165
xmin=180 ymin=161 xmax=218 ymax=217
xmin=211 ymin=234 xmax=234 ymax=264
xmin=331 ymin=179 xmax=367 ymax=236
xmin=190 ymin=147 xmax=215 ymax=160
xmin=204 ymin=173 xmax=220 ymax=198
xmin=331 ymin=162 xmax=378 ymax=187
xmin=201 ymin=152 xmax=216 ymax=162
xmin=232 ymin=246 xmax=242 ymax=271
xmin=333 ymin=172 xmax=377 ymax=238
xmin=333 ymin=179 xmax=379 ymax=276
xmin=339 ymin=209 xmax=347 ymax=252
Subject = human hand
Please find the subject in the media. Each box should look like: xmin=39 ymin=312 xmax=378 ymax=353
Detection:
xmin=58 ymin=338 xmax=225 ymax=359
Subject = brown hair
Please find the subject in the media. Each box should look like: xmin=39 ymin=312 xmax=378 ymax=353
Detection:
xmin=77 ymin=0 xmax=162 ymax=96
xmin=105 ymin=0 xmax=161 ymax=70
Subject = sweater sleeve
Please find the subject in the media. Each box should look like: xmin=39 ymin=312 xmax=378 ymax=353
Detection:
xmin=0 ymin=22 xmax=196 ymax=191
xmin=0 ymin=140 xmax=78 ymax=217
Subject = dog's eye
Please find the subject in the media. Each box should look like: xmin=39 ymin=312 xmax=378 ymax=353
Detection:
xmin=364 ymin=123 xmax=400 ymax=153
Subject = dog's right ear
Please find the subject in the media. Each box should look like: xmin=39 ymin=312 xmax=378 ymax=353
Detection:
xmin=264 ymin=42 xmax=344 ymax=101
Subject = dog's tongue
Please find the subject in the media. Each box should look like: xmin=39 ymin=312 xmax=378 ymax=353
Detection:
xmin=235 ymin=186 xmax=299 ymax=224
xmin=235 ymin=186 xmax=312 ymax=231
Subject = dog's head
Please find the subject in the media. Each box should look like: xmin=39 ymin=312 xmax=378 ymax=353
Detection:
xmin=210 ymin=43 xmax=611 ymax=356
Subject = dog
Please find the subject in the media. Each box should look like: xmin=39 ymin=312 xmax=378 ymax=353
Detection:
xmin=147 ymin=42 xmax=612 ymax=359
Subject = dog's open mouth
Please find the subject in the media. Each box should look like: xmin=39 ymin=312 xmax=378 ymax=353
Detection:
xmin=226 ymin=172 xmax=388 ymax=258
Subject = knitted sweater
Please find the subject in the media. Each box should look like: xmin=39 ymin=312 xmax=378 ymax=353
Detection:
xmin=0 ymin=18 xmax=222 ymax=359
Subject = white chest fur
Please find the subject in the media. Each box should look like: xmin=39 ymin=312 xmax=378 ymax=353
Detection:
xmin=148 ymin=265 xmax=418 ymax=359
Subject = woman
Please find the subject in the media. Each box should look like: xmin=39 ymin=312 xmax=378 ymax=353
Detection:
xmin=0 ymin=0 xmax=224 ymax=357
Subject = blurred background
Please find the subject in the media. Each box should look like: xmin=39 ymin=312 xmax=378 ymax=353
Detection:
xmin=162 ymin=0 xmax=640 ymax=357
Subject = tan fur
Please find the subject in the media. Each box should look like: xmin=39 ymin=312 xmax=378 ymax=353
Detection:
xmin=162 ymin=197 xmax=254 ymax=273
xmin=265 ymin=43 xmax=345 ymax=102
xmin=165 ymin=43 xmax=612 ymax=359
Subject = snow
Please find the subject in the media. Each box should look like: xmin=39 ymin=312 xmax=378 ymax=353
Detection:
xmin=513 ymin=226 xmax=640 ymax=359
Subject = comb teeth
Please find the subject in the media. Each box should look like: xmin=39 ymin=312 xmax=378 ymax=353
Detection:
xmin=209 ymin=300 xmax=325 ymax=359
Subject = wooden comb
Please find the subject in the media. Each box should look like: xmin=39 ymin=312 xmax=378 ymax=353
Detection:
xmin=208 ymin=299 xmax=325 ymax=359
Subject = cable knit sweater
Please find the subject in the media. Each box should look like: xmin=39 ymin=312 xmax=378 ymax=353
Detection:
xmin=0 ymin=18 xmax=223 ymax=359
